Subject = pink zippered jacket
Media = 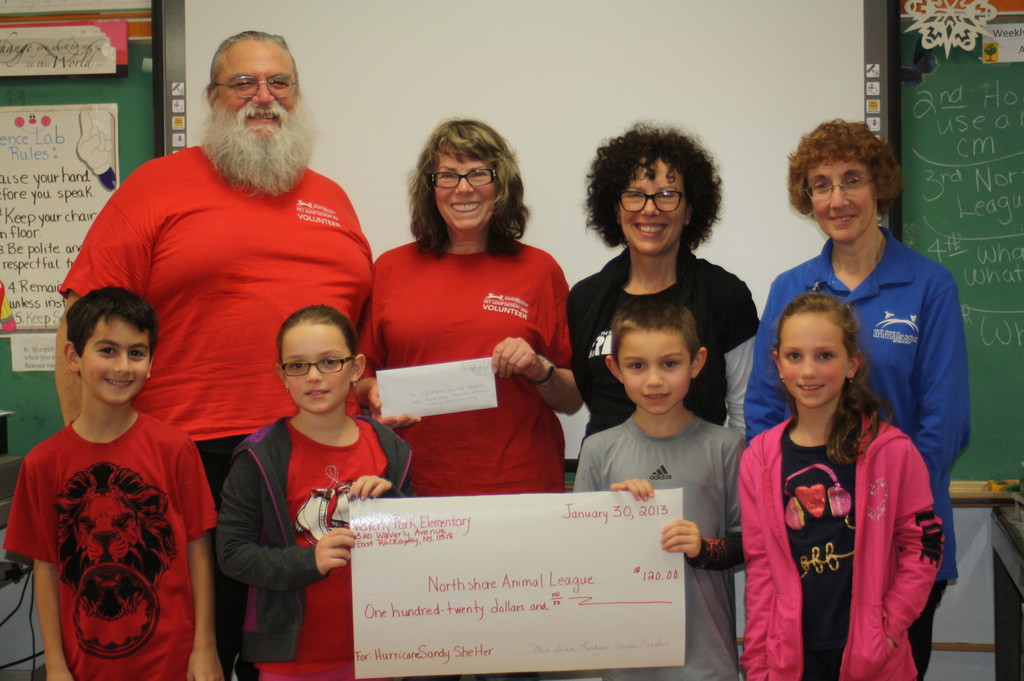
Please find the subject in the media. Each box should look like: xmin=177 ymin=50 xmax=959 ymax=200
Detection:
xmin=739 ymin=419 xmax=942 ymax=681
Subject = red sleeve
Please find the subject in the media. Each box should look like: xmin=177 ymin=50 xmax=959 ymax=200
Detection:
xmin=359 ymin=250 xmax=396 ymax=375
xmin=174 ymin=439 xmax=217 ymax=541
xmin=60 ymin=174 xmax=159 ymax=298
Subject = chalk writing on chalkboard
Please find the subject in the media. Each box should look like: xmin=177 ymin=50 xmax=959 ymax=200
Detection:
xmin=904 ymin=76 xmax=1024 ymax=348
xmin=0 ymin=104 xmax=117 ymax=330
xmin=901 ymin=34 xmax=1024 ymax=479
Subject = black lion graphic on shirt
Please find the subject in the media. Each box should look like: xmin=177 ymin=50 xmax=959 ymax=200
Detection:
xmin=55 ymin=461 xmax=177 ymax=659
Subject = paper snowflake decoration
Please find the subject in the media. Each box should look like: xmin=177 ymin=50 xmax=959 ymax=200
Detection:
xmin=905 ymin=0 xmax=996 ymax=56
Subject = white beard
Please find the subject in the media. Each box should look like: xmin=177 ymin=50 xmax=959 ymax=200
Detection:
xmin=201 ymin=99 xmax=316 ymax=196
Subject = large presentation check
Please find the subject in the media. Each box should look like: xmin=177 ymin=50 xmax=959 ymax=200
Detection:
xmin=350 ymin=490 xmax=686 ymax=677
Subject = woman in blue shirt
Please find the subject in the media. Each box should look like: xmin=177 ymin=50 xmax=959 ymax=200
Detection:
xmin=745 ymin=119 xmax=969 ymax=681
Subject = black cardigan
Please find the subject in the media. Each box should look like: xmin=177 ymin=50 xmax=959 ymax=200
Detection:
xmin=567 ymin=247 xmax=759 ymax=435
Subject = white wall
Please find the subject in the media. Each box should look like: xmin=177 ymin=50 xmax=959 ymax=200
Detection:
xmin=926 ymin=506 xmax=996 ymax=679
xmin=182 ymin=0 xmax=865 ymax=453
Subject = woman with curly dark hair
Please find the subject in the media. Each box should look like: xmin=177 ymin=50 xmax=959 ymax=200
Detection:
xmin=357 ymin=119 xmax=581 ymax=506
xmin=744 ymin=119 xmax=969 ymax=681
xmin=568 ymin=123 xmax=759 ymax=437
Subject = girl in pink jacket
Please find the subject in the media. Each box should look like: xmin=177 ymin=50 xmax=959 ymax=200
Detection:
xmin=740 ymin=293 xmax=941 ymax=681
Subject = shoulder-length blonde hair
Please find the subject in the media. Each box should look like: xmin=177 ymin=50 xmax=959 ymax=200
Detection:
xmin=409 ymin=119 xmax=528 ymax=257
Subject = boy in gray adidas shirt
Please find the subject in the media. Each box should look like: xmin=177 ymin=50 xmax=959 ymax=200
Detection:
xmin=574 ymin=296 xmax=743 ymax=681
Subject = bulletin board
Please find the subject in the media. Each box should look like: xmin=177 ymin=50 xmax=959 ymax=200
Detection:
xmin=0 ymin=41 xmax=154 ymax=330
xmin=0 ymin=41 xmax=153 ymax=457
xmin=1 ymin=103 xmax=118 ymax=329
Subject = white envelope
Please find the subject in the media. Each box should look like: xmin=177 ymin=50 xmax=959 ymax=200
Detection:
xmin=376 ymin=357 xmax=497 ymax=418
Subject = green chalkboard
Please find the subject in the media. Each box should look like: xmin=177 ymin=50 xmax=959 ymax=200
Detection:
xmin=900 ymin=30 xmax=1024 ymax=481
xmin=0 ymin=43 xmax=154 ymax=458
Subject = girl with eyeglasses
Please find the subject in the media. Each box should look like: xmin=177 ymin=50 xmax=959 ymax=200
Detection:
xmin=217 ymin=305 xmax=411 ymax=681
xmin=744 ymin=120 xmax=969 ymax=680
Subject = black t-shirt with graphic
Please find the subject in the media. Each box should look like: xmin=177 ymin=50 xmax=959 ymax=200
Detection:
xmin=782 ymin=429 xmax=856 ymax=650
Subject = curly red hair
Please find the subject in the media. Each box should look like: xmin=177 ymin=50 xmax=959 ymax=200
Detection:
xmin=787 ymin=120 xmax=902 ymax=216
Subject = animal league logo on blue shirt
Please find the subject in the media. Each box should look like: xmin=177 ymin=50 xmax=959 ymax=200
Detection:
xmin=871 ymin=310 xmax=920 ymax=346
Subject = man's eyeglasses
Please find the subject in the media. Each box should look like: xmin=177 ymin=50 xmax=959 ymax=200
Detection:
xmin=279 ymin=357 xmax=355 ymax=376
xmin=430 ymin=169 xmax=497 ymax=188
xmin=212 ymin=76 xmax=297 ymax=100
xmin=805 ymin=176 xmax=874 ymax=198
xmin=619 ymin=190 xmax=685 ymax=213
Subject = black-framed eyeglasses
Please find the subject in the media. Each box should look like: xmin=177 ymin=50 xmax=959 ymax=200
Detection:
xmin=619 ymin=190 xmax=685 ymax=213
xmin=280 ymin=356 xmax=355 ymax=376
xmin=430 ymin=169 xmax=497 ymax=188
xmin=212 ymin=76 xmax=298 ymax=100
xmin=805 ymin=175 xmax=873 ymax=198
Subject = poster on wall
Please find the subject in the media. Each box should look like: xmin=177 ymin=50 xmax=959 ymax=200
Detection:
xmin=0 ymin=1 xmax=148 ymax=14
xmin=0 ymin=103 xmax=117 ymax=330
xmin=981 ymin=22 xmax=1024 ymax=63
xmin=0 ymin=20 xmax=127 ymax=77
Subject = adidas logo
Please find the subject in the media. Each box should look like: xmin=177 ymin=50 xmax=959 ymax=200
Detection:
xmin=649 ymin=465 xmax=672 ymax=481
